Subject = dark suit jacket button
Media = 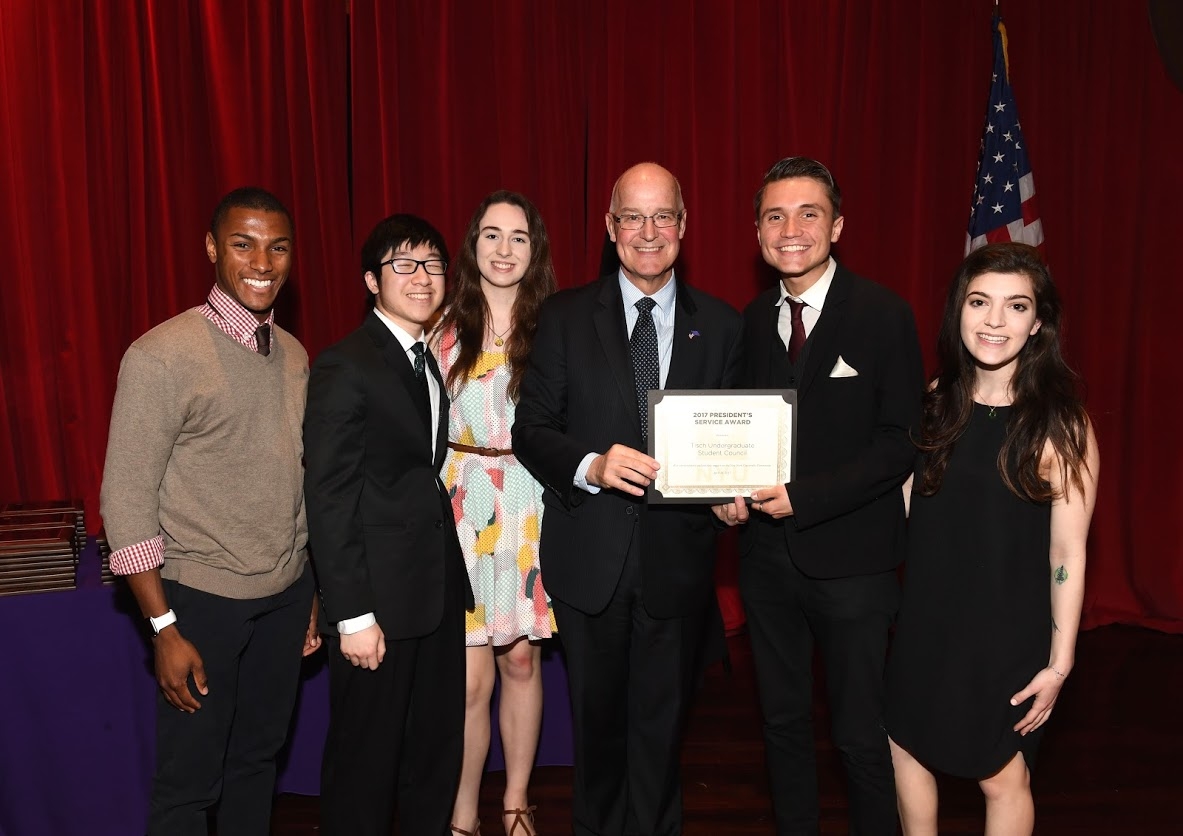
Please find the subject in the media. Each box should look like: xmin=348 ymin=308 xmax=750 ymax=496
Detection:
xmin=625 ymin=506 xmax=634 ymax=516
xmin=435 ymin=519 xmax=443 ymax=529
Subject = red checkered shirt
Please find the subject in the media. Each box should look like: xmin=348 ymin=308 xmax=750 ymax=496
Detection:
xmin=108 ymin=286 xmax=276 ymax=575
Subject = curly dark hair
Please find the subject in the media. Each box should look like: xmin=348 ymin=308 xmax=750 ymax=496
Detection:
xmin=916 ymin=243 xmax=1090 ymax=502
xmin=436 ymin=191 xmax=557 ymax=402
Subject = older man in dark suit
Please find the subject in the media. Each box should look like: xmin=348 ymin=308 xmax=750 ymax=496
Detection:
xmin=304 ymin=214 xmax=472 ymax=836
xmin=716 ymin=157 xmax=925 ymax=835
xmin=513 ymin=162 xmax=743 ymax=836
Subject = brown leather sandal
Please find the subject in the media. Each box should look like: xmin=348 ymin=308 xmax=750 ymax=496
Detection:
xmin=503 ymin=805 xmax=537 ymax=836
xmin=450 ymin=821 xmax=480 ymax=836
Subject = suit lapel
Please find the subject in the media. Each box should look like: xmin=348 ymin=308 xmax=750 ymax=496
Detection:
xmin=764 ymin=290 xmax=782 ymax=385
xmin=744 ymin=286 xmax=782 ymax=387
xmin=425 ymin=348 xmax=449 ymax=471
xmin=799 ymin=266 xmax=853 ymax=393
xmin=364 ymin=312 xmax=433 ymax=453
xmin=665 ymin=281 xmax=702 ymax=390
xmin=592 ymin=275 xmax=641 ymax=427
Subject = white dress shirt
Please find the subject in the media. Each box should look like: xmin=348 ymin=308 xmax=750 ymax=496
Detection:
xmin=574 ymin=273 xmax=678 ymax=494
xmin=774 ymin=256 xmax=838 ymax=349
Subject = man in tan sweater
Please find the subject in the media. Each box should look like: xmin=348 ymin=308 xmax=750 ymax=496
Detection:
xmin=100 ymin=187 xmax=320 ymax=836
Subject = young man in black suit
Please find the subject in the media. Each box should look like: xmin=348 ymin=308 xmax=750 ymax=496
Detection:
xmin=715 ymin=157 xmax=925 ymax=835
xmin=303 ymin=215 xmax=473 ymax=836
xmin=512 ymin=162 xmax=744 ymax=836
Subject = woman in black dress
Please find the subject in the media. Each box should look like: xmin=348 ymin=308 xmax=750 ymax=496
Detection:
xmin=885 ymin=243 xmax=1099 ymax=835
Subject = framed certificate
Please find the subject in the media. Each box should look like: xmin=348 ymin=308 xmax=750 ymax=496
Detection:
xmin=646 ymin=389 xmax=797 ymax=504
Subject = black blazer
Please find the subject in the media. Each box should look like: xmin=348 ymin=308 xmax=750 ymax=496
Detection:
xmin=512 ymin=273 xmax=743 ymax=618
xmin=739 ymin=263 xmax=924 ymax=579
xmin=304 ymin=311 xmax=470 ymax=640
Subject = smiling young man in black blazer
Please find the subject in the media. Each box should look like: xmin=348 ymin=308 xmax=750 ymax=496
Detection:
xmin=303 ymin=214 xmax=473 ymax=836
xmin=716 ymin=157 xmax=924 ymax=835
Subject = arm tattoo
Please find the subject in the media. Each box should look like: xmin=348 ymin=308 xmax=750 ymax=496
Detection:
xmin=1054 ymin=565 xmax=1068 ymax=585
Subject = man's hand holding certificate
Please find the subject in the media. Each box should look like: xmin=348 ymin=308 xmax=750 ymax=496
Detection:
xmin=588 ymin=444 xmax=660 ymax=497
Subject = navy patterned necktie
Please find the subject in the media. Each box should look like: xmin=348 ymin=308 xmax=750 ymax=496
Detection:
xmin=410 ymin=341 xmax=432 ymax=434
xmin=631 ymin=297 xmax=660 ymax=442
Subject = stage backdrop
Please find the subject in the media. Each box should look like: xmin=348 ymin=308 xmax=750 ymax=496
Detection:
xmin=1 ymin=0 xmax=1179 ymax=631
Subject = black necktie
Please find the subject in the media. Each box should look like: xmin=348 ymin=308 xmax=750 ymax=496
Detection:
xmin=256 ymin=323 xmax=271 ymax=357
xmin=787 ymin=300 xmax=806 ymax=365
xmin=410 ymin=342 xmax=432 ymax=435
xmin=411 ymin=341 xmax=427 ymax=382
xmin=631 ymin=297 xmax=660 ymax=443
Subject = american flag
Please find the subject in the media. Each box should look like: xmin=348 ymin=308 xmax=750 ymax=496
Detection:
xmin=966 ymin=13 xmax=1044 ymax=254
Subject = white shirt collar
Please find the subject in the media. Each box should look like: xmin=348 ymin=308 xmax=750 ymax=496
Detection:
xmin=373 ymin=308 xmax=423 ymax=353
xmin=618 ymin=270 xmax=678 ymax=316
xmin=774 ymin=257 xmax=837 ymax=311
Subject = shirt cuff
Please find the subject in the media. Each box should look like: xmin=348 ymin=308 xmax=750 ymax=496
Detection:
xmin=109 ymin=536 xmax=165 ymax=575
xmin=337 ymin=612 xmax=377 ymax=635
xmin=573 ymin=452 xmax=602 ymax=494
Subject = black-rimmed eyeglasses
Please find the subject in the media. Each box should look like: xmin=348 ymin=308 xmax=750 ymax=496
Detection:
xmin=611 ymin=211 xmax=683 ymax=230
xmin=380 ymin=257 xmax=448 ymax=275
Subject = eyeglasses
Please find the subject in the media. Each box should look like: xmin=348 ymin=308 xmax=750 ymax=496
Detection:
xmin=611 ymin=211 xmax=683 ymax=230
xmin=380 ymin=257 xmax=448 ymax=275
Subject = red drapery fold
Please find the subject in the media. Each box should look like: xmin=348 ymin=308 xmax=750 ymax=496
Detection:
xmin=0 ymin=0 xmax=353 ymax=530
xmin=2 ymin=0 xmax=1180 ymax=631
xmin=348 ymin=0 xmax=589 ymax=292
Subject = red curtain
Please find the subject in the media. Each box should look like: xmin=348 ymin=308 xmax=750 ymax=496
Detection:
xmin=0 ymin=0 xmax=353 ymax=529
xmin=348 ymin=0 xmax=590 ymax=294
xmin=2 ymin=0 xmax=1180 ymax=631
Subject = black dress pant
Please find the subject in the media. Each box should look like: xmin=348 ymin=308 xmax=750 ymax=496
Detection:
xmin=149 ymin=563 xmax=314 ymax=836
xmin=554 ymin=530 xmax=707 ymax=836
xmin=318 ymin=547 xmax=467 ymax=836
xmin=740 ymin=522 xmax=899 ymax=836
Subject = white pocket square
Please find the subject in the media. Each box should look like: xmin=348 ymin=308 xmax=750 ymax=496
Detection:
xmin=829 ymin=356 xmax=859 ymax=378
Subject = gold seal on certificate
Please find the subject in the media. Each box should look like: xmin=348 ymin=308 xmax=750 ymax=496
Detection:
xmin=646 ymin=389 xmax=797 ymax=504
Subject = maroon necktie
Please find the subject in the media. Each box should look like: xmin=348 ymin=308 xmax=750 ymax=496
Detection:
xmin=256 ymin=323 xmax=271 ymax=357
xmin=787 ymin=300 xmax=806 ymax=364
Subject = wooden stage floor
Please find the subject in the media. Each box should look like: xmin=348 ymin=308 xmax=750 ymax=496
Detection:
xmin=269 ymin=623 xmax=1183 ymax=834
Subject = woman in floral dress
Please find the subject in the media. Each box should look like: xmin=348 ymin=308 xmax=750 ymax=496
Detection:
xmin=436 ymin=191 xmax=557 ymax=836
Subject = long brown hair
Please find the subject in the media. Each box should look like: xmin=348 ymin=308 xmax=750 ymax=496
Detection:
xmin=916 ymin=243 xmax=1090 ymax=501
xmin=437 ymin=191 xmax=557 ymax=402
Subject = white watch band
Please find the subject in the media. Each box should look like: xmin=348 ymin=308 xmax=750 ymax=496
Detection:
xmin=149 ymin=609 xmax=177 ymax=635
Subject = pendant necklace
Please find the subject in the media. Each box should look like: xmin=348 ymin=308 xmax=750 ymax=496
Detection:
xmin=977 ymin=393 xmax=1008 ymax=420
xmin=488 ymin=318 xmax=511 ymax=348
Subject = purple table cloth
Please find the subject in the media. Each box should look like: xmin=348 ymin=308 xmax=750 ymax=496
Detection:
xmin=0 ymin=542 xmax=572 ymax=836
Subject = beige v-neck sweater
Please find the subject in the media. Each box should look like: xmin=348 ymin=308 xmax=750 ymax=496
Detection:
xmin=101 ymin=310 xmax=309 ymax=599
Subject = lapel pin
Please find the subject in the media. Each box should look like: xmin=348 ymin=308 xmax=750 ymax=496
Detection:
xmin=688 ymin=330 xmax=700 ymax=340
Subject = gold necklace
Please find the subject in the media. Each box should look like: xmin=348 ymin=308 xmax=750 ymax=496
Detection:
xmin=487 ymin=318 xmax=511 ymax=347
